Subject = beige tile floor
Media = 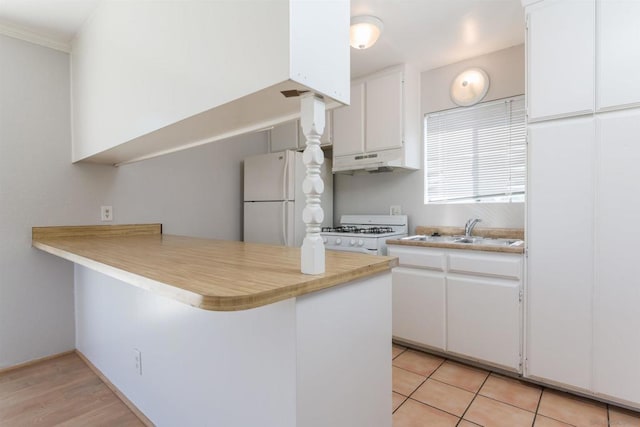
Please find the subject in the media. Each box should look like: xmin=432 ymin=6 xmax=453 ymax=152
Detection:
xmin=392 ymin=344 xmax=640 ymax=427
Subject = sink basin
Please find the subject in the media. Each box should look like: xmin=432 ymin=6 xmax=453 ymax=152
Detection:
xmin=475 ymin=238 xmax=524 ymax=247
xmin=401 ymin=235 xmax=524 ymax=248
xmin=400 ymin=235 xmax=459 ymax=243
xmin=454 ymin=237 xmax=477 ymax=244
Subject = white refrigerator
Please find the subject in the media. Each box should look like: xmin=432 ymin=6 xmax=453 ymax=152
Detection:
xmin=243 ymin=150 xmax=333 ymax=247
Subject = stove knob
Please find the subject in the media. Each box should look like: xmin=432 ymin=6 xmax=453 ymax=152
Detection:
xmin=358 ymin=239 xmax=364 ymax=246
xmin=335 ymin=238 xmax=342 ymax=245
xmin=323 ymin=237 xmax=328 ymax=244
xmin=349 ymin=239 xmax=356 ymax=246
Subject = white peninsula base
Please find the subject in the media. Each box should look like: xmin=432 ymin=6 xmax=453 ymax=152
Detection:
xmin=74 ymin=265 xmax=391 ymax=427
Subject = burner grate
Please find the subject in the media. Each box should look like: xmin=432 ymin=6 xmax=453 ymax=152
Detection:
xmin=321 ymin=226 xmax=395 ymax=235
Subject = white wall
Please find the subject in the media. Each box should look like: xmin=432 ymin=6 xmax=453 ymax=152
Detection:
xmin=0 ymin=34 xmax=268 ymax=368
xmin=111 ymin=132 xmax=267 ymax=240
xmin=334 ymin=45 xmax=525 ymax=231
xmin=0 ymin=35 xmax=117 ymax=368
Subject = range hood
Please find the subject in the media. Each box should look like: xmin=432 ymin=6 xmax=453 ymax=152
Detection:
xmin=333 ymin=147 xmax=419 ymax=173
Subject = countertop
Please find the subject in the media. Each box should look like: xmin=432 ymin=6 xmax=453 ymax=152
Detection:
xmin=32 ymin=224 xmax=397 ymax=311
xmin=386 ymin=226 xmax=525 ymax=254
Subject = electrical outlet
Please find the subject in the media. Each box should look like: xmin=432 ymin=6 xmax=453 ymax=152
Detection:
xmin=390 ymin=205 xmax=402 ymax=215
xmin=133 ymin=349 xmax=142 ymax=375
xmin=101 ymin=205 xmax=113 ymax=222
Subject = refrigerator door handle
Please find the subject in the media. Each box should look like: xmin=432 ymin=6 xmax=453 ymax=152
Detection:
xmin=282 ymin=150 xmax=289 ymax=201
xmin=282 ymin=201 xmax=288 ymax=246
xmin=282 ymin=151 xmax=290 ymax=246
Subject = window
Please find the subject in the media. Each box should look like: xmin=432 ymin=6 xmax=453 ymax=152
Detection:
xmin=424 ymin=95 xmax=526 ymax=204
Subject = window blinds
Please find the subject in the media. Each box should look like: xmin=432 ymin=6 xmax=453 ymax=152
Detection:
xmin=424 ymin=95 xmax=526 ymax=203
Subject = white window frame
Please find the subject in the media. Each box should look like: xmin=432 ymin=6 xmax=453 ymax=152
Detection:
xmin=424 ymin=95 xmax=526 ymax=204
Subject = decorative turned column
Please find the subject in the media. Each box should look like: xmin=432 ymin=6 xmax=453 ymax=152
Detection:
xmin=299 ymin=93 xmax=326 ymax=275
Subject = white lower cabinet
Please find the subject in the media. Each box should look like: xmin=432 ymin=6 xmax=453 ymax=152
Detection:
xmin=389 ymin=245 xmax=523 ymax=372
xmin=447 ymin=275 xmax=521 ymax=371
xmin=392 ymin=267 xmax=445 ymax=351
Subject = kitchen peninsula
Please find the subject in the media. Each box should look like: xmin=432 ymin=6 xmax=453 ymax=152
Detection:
xmin=32 ymin=224 xmax=396 ymax=426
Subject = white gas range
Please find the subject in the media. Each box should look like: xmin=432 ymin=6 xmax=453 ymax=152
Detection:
xmin=321 ymin=215 xmax=408 ymax=256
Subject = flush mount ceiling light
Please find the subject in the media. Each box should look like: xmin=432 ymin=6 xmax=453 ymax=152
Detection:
xmin=350 ymin=15 xmax=384 ymax=50
xmin=450 ymin=68 xmax=490 ymax=106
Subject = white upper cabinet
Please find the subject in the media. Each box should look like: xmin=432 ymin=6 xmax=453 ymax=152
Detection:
xmin=526 ymin=118 xmax=596 ymax=391
xmin=596 ymin=0 xmax=640 ymax=111
xmin=270 ymin=121 xmax=301 ymax=154
xmin=332 ymin=64 xmax=420 ymax=172
xmin=269 ymin=112 xmax=333 ymax=153
xmin=332 ymin=82 xmax=365 ymax=157
xmin=526 ymin=0 xmax=595 ymax=121
xmin=365 ymin=71 xmax=404 ymax=152
xmin=71 ymin=0 xmax=349 ymax=165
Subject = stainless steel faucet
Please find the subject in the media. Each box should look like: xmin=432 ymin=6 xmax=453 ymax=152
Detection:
xmin=464 ymin=218 xmax=482 ymax=237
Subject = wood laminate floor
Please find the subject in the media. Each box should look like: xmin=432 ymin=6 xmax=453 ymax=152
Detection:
xmin=0 ymin=352 xmax=143 ymax=426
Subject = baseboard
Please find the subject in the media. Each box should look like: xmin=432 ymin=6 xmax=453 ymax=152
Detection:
xmin=75 ymin=350 xmax=154 ymax=427
xmin=0 ymin=350 xmax=76 ymax=375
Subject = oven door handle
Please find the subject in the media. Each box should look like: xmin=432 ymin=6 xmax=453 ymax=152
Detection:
xmin=325 ymin=246 xmax=376 ymax=255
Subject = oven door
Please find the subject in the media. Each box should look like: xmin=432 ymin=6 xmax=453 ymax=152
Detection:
xmin=325 ymin=245 xmax=378 ymax=256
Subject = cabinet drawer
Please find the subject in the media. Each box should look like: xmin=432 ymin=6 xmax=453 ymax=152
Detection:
xmin=448 ymin=252 xmax=522 ymax=280
xmin=388 ymin=246 xmax=446 ymax=271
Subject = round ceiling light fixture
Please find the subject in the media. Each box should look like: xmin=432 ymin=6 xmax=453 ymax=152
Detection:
xmin=350 ymin=15 xmax=384 ymax=50
xmin=450 ymin=67 xmax=490 ymax=106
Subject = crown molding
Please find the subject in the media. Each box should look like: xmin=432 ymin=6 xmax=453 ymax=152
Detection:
xmin=0 ymin=22 xmax=70 ymax=53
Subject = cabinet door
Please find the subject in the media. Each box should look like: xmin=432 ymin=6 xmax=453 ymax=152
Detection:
xmin=392 ymin=267 xmax=446 ymax=350
xmin=596 ymin=0 xmax=640 ymax=111
xmin=365 ymin=71 xmax=403 ymax=152
xmin=270 ymin=120 xmax=299 ymax=153
xmin=527 ymin=0 xmax=595 ymax=121
xmin=526 ymin=118 xmax=595 ymax=390
xmin=447 ymin=275 xmax=521 ymax=371
xmin=298 ymin=111 xmax=332 ymax=148
xmin=333 ymin=83 xmax=364 ymax=157
xmin=593 ymin=110 xmax=640 ymax=403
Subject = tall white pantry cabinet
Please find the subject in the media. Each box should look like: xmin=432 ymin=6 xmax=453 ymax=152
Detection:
xmin=525 ymin=0 xmax=640 ymax=408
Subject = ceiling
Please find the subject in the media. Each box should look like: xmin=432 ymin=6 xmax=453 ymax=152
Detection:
xmin=0 ymin=0 xmax=524 ymax=77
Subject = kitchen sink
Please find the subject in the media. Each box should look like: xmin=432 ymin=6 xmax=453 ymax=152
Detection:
xmin=400 ymin=235 xmax=458 ymax=243
xmin=401 ymin=235 xmax=524 ymax=247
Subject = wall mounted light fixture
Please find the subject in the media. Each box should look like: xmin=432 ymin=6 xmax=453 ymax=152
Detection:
xmin=350 ymin=15 xmax=384 ymax=50
xmin=450 ymin=68 xmax=490 ymax=106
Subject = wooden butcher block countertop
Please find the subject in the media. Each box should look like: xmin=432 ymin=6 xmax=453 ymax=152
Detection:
xmin=32 ymin=224 xmax=397 ymax=311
